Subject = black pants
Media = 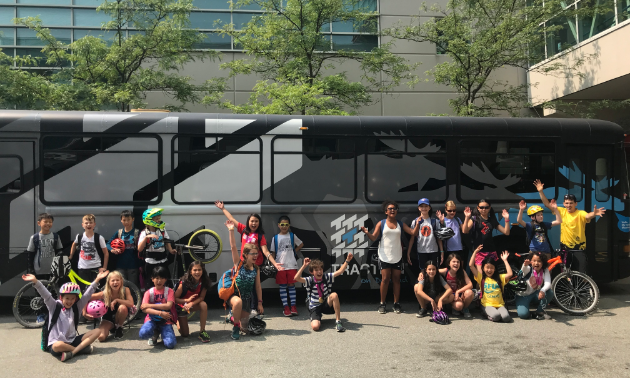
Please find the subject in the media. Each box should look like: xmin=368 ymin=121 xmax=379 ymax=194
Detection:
xmin=144 ymin=261 xmax=171 ymax=289
xmin=417 ymin=252 xmax=442 ymax=270
xmin=560 ymin=244 xmax=587 ymax=274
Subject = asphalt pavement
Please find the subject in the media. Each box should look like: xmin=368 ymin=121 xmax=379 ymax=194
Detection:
xmin=1 ymin=280 xmax=630 ymax=378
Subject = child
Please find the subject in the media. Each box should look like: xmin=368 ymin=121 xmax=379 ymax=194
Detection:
xmin=270 ymin=215 xmax=304 ymax=317
xmin=22 ymin=271 xmax=108 ymax=362
xmin=515 ymin=251 xmax=554 ymax=320
xmin=88 ymin=271 xmax=135 ymax=341
xmin=69 ymin=214 xmax=109 ymax=283
xmin=414 ymin=260 xmax=453 ymax=318
xmin=470 ymin=246 xmax=513 ymax=322
xmin=216 ymin=201 xmax=280 ymax=316
xmin=436 ymin=201 xmax=465 ymax=257
xmin=517 ymin=200 xmax=562 ymax=259
xmin=225 ymin=220 xmax=263 ymax=340
xmin=107 ymin=210 xmax=142 ymax=287
xmin=137 ymin=208 xmax=175 ymax=290
xmin=26 ymin=213 xmax=63 ymax=276
xmin=174 ymin=261 xmax=211 ymax=343
xmin=441 ymin=253 xmax=474 ymax=318
xmin=462 ymin=200 xmax=510 ymax=269
xmin=139 ymin=266 xmax=177 ymax=349
xmin=294 ymin=254 xmax=353 ymax=332
xmin=408 ymin=198 xmax=444 ymax=269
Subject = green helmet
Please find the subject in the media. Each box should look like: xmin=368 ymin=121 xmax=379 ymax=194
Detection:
xmin=142 ymin=208 xmax=165 ymax=230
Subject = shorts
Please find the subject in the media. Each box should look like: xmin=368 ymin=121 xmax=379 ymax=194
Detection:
xmin=275 ymin=269 xmax=298 ymax=285
xmin=308 ymin=301 xmax=335 ymax=322
xmin=49 ymin=334 xmax=84 ymax=357
xmin=177 ymin=304 xmax=192 ymax=317
xmin=378 ymin=258 xmax=402 ymax=271
xmin=475 ymin=251 xmax=497 ymax=266
xmin=101 ymin=304 xmax=119 ymax=325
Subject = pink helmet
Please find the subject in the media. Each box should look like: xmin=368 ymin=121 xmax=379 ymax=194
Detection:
xmin=86 ymin=300 xmax=107 ymax=318
xmin=59 ymin=283 xmax=81 ymax=298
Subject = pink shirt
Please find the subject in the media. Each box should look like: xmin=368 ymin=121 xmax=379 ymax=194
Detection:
xmin=237 ymin=222 xmax=267 ymax=266
xmin=143 ymin=287 xmax=175 ymax=324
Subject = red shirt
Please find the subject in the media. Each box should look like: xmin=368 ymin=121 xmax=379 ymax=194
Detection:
xmin=445 ymin=270 xmax=459 ymax=292
xmin=237 ymin=222 xmax=267 ymax=266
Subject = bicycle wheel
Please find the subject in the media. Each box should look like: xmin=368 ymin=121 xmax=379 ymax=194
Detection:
xmin=188 ymin=229 xmax=222 ymax=264
xmin=13 ymin=280 xmax=57 ymax=328
xmin=552 ymin=271 xmax=600 ymax=315
xmin=123 ymin=280 xmax=142 ymax=326
xmin=503 ymin=285 xmax=517 ymax=306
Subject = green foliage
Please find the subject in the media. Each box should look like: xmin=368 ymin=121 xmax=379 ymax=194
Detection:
xmin=10 ymin=0 xmax=227 ymax=112
xmin=207 ymin=0 xmax=417 ymax=115
xmin=385 ymin=0 xmax=604 ymax=117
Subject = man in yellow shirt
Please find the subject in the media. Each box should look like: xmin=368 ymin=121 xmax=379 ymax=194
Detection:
xmin=534 ymin=179 xmax=606 ymax=273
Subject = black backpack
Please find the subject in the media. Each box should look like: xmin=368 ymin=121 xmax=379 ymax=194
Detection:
xmin=41 ymin=302 xmax=79 ymax=352
xmin=73 ymin=233 xmax=103 ymax=267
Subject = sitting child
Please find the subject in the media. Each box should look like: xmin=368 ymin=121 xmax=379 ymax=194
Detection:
xmin=139 ymin=266 xmax=177 ymax=349
xmin=22 ymin=271 xmax=108 ymax=362
xmin=293 ymin=255 xmax=353 ymax=332
xmin=88 ymin=270 xmax=135 ymax=341
xmin=174 ymin=261 xmax=211 ymax=343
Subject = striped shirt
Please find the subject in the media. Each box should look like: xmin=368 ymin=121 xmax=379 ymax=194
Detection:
xmin=304 ymin=273 xmax=334 ymax=309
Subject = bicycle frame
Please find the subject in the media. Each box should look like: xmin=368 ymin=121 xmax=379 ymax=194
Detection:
xmin=66 ymin=269 xmax=95 ymax=299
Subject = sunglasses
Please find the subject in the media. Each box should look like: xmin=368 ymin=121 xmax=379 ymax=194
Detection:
xmin=278 ymin=223 xmax=290 ymax=227
xmin=387 ymin=207 xmax=398 ymax=211
xmin=446 ymin=209 xmax=456 ymax=213
xmin=563 ymin=195 xmax=577 ymax=201
xmin=478 ymin=206 xmax=490 ymax=210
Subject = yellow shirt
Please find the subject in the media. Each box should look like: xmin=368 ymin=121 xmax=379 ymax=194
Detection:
xmin=557 ymin=207 xmax=590 ymax=250
xmin=474 ymin=272 xmax=507 ymax=308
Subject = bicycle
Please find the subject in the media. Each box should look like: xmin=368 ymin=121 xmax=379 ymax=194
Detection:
xmin=548 ymin=250 xmax=600 ymax=315
xmin=183 ymin=228 xmax=223 ymax=264
xmin=13 ymin=255 xmax=142 ymax=328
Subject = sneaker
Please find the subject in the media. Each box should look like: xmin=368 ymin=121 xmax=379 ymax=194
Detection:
xmin=77 ymin=345 xmax=94 ymax=355
xmin=536 ymin=311 xmax=552 ymax=320
xmin=463 ymin=308 xmax=472 ymax=319
xmin=114 ymin=327 xmax=124 ymax=340
xmin=283 ymin=306 xmax=292 ymax=317
xmin=198 ymin=331 xmax=211 ymax=343
xmin=393 ymin=303 xmax=402 ymax=314
xmin=37 ymin=313 xmax=46 ymax=324
xmin=60 ymin=351 xmax=73 ymax=362
xmin=336 ymin=321 xmax=346 ymax=333
xmin=231 ymin=326 xmax=240 ymax=340
xmin=249 ymin=309 xmax=258 ymax=319
xmin=452 ymin=310 xmax=461 ymax=316
xmin=416 ymin=307 xmax=428 ymax=318
xmin=378 ymin=303 xmax=387 ymax=314
xmin=290 ymin=305 xmax=298 ymax=315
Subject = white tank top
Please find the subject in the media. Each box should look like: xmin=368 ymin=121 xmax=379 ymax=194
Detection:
xmin=378 ymin=221 xmax=403 ymax=264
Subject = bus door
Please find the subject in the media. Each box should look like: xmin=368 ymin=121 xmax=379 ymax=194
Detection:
xmin=585 ymin=146 xmax=614 ymax=282
xmin=0 ymin=141 xmax=36 ymax=291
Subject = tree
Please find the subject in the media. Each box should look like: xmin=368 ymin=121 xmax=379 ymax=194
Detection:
xmin=385 ymin=0 xmax=601 ymax=117
xmin=16 ymin=0 xmax=226 ymax=112
xmin=208 ymin=0 xmax=417 ymax=115
xmin=0 ymin=51 xmax=53 ymax=109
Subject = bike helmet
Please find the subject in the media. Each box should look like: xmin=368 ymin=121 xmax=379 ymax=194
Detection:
xmin=59 ymin=282 xmax=81 ymax=297
xmin=142 ymin=208 xmax=165 ymax=230
xmin=506 ymin=278 xmax=528 ymax=292
xmin=110 ymin=238 xmax=126 ymax=254
xmin=430 ymin=310 xmax=451 ymax=325
xmin=260 ymin=260 xmax=278 ymax=278
xmin=50 ymin=255 xmax=71 ymax=280
xmin=248 ymin=316 xmax=266 ymax=335
xmin=86 ymin=300 xmax=107 ymax=318
xmin=527 ymin=205 xmax=544 ymax=216
xmin=434 ymin=227 xmax=455 ymax=240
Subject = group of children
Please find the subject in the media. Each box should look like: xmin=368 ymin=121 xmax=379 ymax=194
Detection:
xmin=23 ymin=177 xmax=607 ymax=361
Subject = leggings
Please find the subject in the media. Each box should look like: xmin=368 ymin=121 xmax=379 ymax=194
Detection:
xmin=483 ymin=306 xmax=511 ymax=322
xmin=139 ymin=320 xmax=176 ymax=349
xmin=515 ymin=290 xmax=554 ymax=319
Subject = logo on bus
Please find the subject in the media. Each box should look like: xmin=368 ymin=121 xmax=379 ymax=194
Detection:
xmin=330 ymin=214 xmax=369 ymax=258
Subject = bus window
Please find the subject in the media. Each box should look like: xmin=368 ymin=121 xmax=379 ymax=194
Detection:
xmin=366 ymin=138 xmax=446 ymax=203
xmin=42 ymin=135 xmax=160 ymax=204
xmin=273 ymin=137 xmax=356 ymax=203
xmin=0 ymin=155 xmax=22 ymax=194
xmin=459 ymin=140 xmax=555 ymax=201
xmin=595 ymin=158 xmax=610 ymax=202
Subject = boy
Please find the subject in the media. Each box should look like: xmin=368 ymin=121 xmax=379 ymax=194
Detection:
xmin=69 ymin=214 xmax=109 ymax=284
xmin=139 ymin=266 xmax=177 ymax=349
xmin=22 ymin=270 xmax=108 ymax=362
xmin=516 ymin=199 xmax=562 ymax=259
xmin=107 ymin=210 xmax=141 ymax=287
xmin=294 ymin=254 xmax=353 ymax=332
xmin=137 ymin=208 xmax=175 ymax=289
xmin=534 ymin=179 xmax=606 ymax=272
xmin=26 ymin=213 xmax=63 ymax=275
xmin=270 ymin=215 xmax=304 ymax=317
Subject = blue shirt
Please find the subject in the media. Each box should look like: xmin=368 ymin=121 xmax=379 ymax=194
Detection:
xmin=525 ymin=222 xmax=553 ymax=253
xmin=108 ymin=229 xmax=141 ymax=269
xmin=444 ymin=217 xmax=463 ymax=252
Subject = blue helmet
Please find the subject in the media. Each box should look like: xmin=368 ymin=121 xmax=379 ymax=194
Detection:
xmin=142 ymin=208 xmax=165 ymax=230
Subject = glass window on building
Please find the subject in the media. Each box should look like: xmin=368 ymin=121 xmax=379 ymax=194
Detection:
xmin=578 ymin=0 xmax=615 ymax=42
xmin=0 ymin=7 xmax=15 ymax=25
xmin=193 ymin=0 xmax=231 ymax=9
xmin=16 ymin=7 xmax=71 ymax=26
xmin=618 ymin=0 xmax=630 ymax=22
xmin=332 ymin=34 xmax=377 ymax=52
xmin=17 ymin=0 xmax=71 ymax=5
xmin=545 ymin=15 xmax=577 ymax=56
xmin=73 ymin=8 xmax=110 ymax=27
xmin=17 ymin=28 xmax=70 ymax=45
xmin=189 ymin=11 xmax=230 ymax=29
xmin=74 ymin=0 xmax=102 ymax=5
xmin=233 ymin=12 xmax=259 ymax=29
xmin=194 ymin=31 xmax=231 ymax=49
xmin=0 ymin=26 xmax=13 ymax=44
xmin=74 ymin=29 xmax=118 ymax=45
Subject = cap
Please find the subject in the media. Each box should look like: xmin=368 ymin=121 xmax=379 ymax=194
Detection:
xmin=417 ymin=198 xmax=430 ymax=206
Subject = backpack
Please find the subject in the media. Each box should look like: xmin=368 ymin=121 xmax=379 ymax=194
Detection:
xmin=118 ymin=228 xmax=140 ymax=249
xmin=148 ymin=287 xmax=178 ymax=322
xmin=525 ymin=222 xmax=554 ymax=252
xmin=217 ymin=261 xmax=243 ymax=305
xmin=41 ymin=302 xmax=78 ymax=352
xmin=27 ymin=232 xmax=61 ymax=274
xmin=139 ymin=229 xmax=166 ymax=260
xmin=74 ymin=232 xmax=103 ymax=265
xmin=273 ymin=233 xmax=298 ymax=260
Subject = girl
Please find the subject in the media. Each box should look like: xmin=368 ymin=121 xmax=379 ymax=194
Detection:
xmin=89 ymin=270 xmax=134 ymax=341
xmin=414 ymin=260 xmax=453 ymax=318
xmin=462 ymin=199 xmax=510 ymax=268
xmin=441 ymin=253 xmax=474 ymax=318
xmin=515 ymin=251 xmax=554 ymax=320
xmin=470 ymin=245 xmax=513 ymax=322
xmin=361 ymin=200 xmax=416 ymax=314
xmin=437 ymin=201 xmax=465 ymax=257
xmin=216 ymin=200 xmax=279 ymax=316
xmin=226 ymin=220 xmax=263 ymax=340
xmin=175 ymin=261 xmax=211 ymax=342
xmin=139 ymin=266 xmax=177 ymax=349
xmin=517 ymin=199 xmax=562 ymax=259
xmin=408 ymin=198 xmax=444 ymax=270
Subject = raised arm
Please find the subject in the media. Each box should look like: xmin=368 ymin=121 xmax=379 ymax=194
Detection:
xmin=586 ymin=205 xmax=606 ymax=221
xmin=333 ymin=253 xmax=353 ymax=278
xmin=549 ymin=199 xmax=562 ymax=226
xmin=534 ymin=179 xmax=551 ymax=209
xmin=293 ymin=258 xmax=310 ymax=284
xmin=226 ymin=220 xmax=240 ymax=267
xmin=517 ymin=200 xmax=527 ymax=227
xmin=500 ymin=251 xmax=513 ymax=279
xmin=462 ymin=207 xmax=473 ymax=234
xmin=496 ymin=209 xmax=510 ymax=235
xmin=360 ymin=222 xmax=381 ymax=242
xmin=469 ymin=244 xmax=482 ymax=277
xmin=215 ymin=201 xmax=238 ymax=224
